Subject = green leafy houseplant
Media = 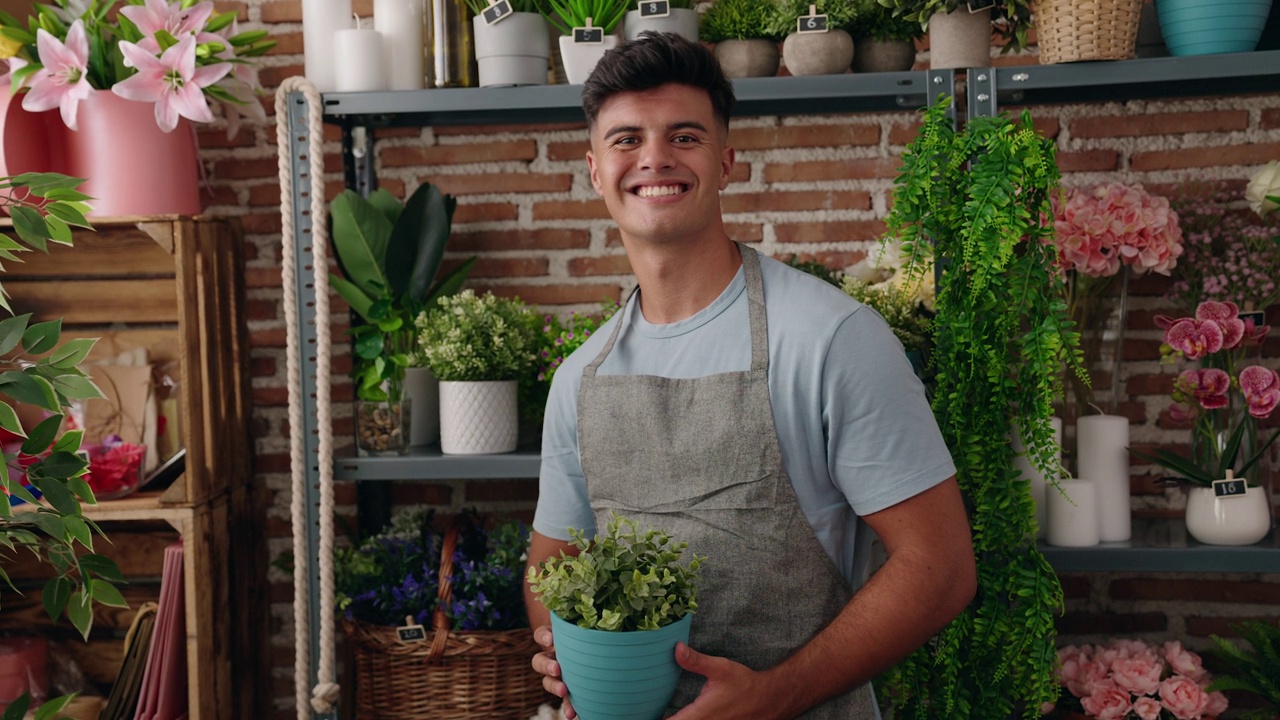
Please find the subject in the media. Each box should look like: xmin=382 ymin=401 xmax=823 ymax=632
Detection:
xmin=528 ymin=513 xmax=703 ymax=631
xmin=542 ymin=0 xmax=630 ymax=34
xmin=850 ymin=0 xmax=922 ymax=41
xmin=877 ymin=0 xmax=1033 ymax=52
xmin=414 ymin=290 xmax=538 ymax=382
xmin=766 ymin=0 xmax=858 ymax=37
xmin=1207 ymin=620 xmax=1280 ymax=720
xmin=700 ymin=0 xmax=785 ymax=42
xmin=879 ymin=98 xmax=1077 ymax=720
xmin=328 ymin=183 xmax=474 ymax=403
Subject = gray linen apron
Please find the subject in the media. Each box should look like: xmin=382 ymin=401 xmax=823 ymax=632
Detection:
xmin=576 ymin=243 xmax=875 ymax=719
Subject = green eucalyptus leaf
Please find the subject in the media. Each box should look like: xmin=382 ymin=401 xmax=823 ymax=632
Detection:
xmin=47 ymin=337 xmax=96 ymax=369
xmin=8 ymin=205 xmax=48 ymax=251
xmin=66 ymin=586 xmax=92 ymax=640
xmin=0 ymin=312 xmax=32 ymax=355
xmin=64 ymin=514 xmax=92 ymax=549
xmin=89 ymin=578 xmax=129 ymax=608
xmin=80 ymin=554 xmax=124 ymax=582
xmin=22 ymin=318 xmax=62 ymax=354
xmin=51 ymin=374 xmax=105 ymax=401
xmin=21 ymin=414 xmax=63 ymax=455
xmin=0 ymin=401 xmax=25 ymax=438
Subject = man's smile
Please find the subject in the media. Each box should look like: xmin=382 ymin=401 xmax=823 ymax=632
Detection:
xmin=632 ymin=183 xmax=690 ymax=198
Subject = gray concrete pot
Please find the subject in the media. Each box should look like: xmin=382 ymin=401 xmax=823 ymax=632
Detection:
xmin=927 ymin=6 xmax=992 ymax=69
xmin=852 ymin=37 xmax=918 ymax=72
xmin=473 ymin=12 xmax=551 ymax=87
xmin=624 ymin=8 xmax=700 ymax=42
xmin=714 ymin=39 xmax=781 ymax=78
xmin=782 ymin=29 xmax=855 ymax=75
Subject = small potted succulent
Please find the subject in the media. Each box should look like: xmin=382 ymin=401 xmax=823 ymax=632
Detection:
xmin=700 ymin=0 xmax=785 ymax=78
xmin=769 ymin=0 xmax=858 ymax=76
xmin=464 ymin=0 xmax=552 ymax=87
xmin=415 ymin=290 xmax=538 ymax=454
xmin=542 ymin=0 xmax=631 ymax=84
xmin=623 ymin=0 xmax=700 ymax=43
xmin=849 ymin=0 xmax=922 ymax=72
xmin=528 ymin=513 xmax=704 ymax=720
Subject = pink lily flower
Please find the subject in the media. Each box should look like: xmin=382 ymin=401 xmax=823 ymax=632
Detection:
xmin=112 ymin=35 xmax=231 ymax=133
xmin=21 ymin=22 xmax=93 ymax=130
xmin=1175 ymin=368 xmax=1230 ymax=411
xmin=1194 ymin=299 xmax=1245 ymax=349
xmin=1163 ymin=317 xmax=1224 ymax=360
xmin=1240 ymin=365 xmax=1280 ymax=418
xmin=121 ymin=0 xmax=217 ymax=54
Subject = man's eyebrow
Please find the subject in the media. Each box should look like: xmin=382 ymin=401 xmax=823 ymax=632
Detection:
xmin=601 ymin=121 xmax=711 ymax=141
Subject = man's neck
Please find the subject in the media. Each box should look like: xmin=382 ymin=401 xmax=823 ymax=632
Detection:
xmin=622 ymin=233 xmax=742 ymax=325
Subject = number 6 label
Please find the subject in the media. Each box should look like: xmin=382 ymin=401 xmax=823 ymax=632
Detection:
xmin=797 ymin=13 xmax=829 ymax=34
xmin=639 ymin=0 xmax=670 ymax=18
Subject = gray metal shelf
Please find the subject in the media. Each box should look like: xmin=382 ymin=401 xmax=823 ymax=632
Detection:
xmin=334 ymin=448 xmax=540 ymax=480
xmin=1041 ymin=519 xmax=1280 ymax=573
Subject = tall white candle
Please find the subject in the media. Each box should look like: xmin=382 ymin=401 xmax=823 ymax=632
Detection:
xmin=1046 ymin=478 xmax=1100 ymax=547
xmin=1076 ymin=414 xmax=1131 ymax=542
xmin=1012 ymin=417 xmax=1062 ymax=540
xmin=334 ymin=26 xmax=389 ymax=93
xmin=302 ymin=0 xmax=354 ymax=92
xmin=375 ymin=0 xmax=425 ymax=90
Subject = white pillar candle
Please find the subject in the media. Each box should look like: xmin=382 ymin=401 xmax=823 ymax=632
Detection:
xmin=1046 ymin=478 xmax=1100 ymax=547
xmin=1012 ymin=417 xmax=1062 ymax=540
xmin=1076 ymin=414 xmax=1132 ymax=542
xmin=334 ymin=26 xmax=389 ymax=92
xmin=375 ymin=0 xmax=425 ymax=90
xmin=303 ymin=0 xmax=354 ymax=92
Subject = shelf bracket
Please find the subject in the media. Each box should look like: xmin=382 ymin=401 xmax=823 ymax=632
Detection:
xmin=968 ymin=67 xmax=997 ymax=119
xmin=925 ymin=69 xmax=957 ymax=124
xmin=342 ymin=124 xmax=376 ymax=199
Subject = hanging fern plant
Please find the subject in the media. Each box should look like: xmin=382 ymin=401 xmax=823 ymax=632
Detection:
xmin=880 ymin=97 xmax=1082 ymax=720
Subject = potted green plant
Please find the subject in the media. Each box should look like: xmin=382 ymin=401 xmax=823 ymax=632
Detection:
xmin=464 ymin=0 xmax=552 ymax=87
xmin=878 ymin=97 xmax=1076 ymax=719
xmin=527 ymin=512 xmax=704 ymax=720
xmin=849 ymin=0 xmax=922 ymax=71
xmin=769 ymin=0 xmax=858 ymax=75
xmin=328 ymin=182 xmax=474 ymax=455
xmin=623 ymin=0 xmax=699 ymax=42
xmin=415 ymin=290 xmax=537 ymax=455
xmin=542 ymin=0 xmax=631 ymax=84
xmin=520 ymin=301 xmax=619 ymax=446
xmin=877 ymin=0 xmax=1033 ymax=69
xmin=700 ymin=0 xmax=785 ymax=77
xmin=1207 ymin=619 xmax=1280 ymax=719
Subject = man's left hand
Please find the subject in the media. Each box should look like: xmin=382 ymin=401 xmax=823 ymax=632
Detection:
xmin=667 ymin=642 xmax=790 ymax=720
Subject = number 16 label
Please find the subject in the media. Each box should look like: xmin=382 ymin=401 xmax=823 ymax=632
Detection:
xmin=640 ymin=0 xmax=670 ymax=18
xmin=1213 ymin=478 xmax=1248 ymax=498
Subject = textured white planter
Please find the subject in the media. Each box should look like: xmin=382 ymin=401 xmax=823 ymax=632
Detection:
xmin=927 ymin=7 xmax=992 ymax=70
xmin=559 ymin=34 xmax=619 ymax=85
xmin=782 ymin=30 xmax=855 ymax=76
xmin=714 ymin=39 xmax=781 ymax=78
xmin=403 ymin=366 xmax=439 ymax=447
xmin=1185 ymin=484 xmax=1271 ymax=546
xmin=623 ymin=8 xmax=700 ymax=42
xmin=853 ymin=37 xmax=917 ymax=72
xmin=473 ymin=12 xmax=550 ymax=87
xmin=438 ymin=380 xmax=519 ymax=455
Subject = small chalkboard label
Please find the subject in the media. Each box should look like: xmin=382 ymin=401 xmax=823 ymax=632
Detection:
xmin=1213 ymin=477 xmax=1249 ymax=498
xmin=1240 ymin=310 xmax=1266 ymax=330
xmin=639 ymin=0 xmax=670 ymax=18
xmin=397 ymin=616 xmax=427 ymax=642
xmin=967 ymin=0 xmax=996 ymax=11
xmin=573 ymin=25 xmax=605 ymax=43
xmin=797 ymin=13 xmax=829 ymax=33
xmin=482 ymin=0 xmax=513 ymax=25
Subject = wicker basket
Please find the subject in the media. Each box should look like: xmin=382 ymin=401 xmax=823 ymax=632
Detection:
xmin=343 ymin=522 xmax=545 ymax=719
xmin=1033 ymin=0 xmax=1144 ymax=64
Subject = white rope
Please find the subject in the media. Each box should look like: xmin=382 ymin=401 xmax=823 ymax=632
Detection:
xmin=275 ymin=76 xmax=340 ymax=718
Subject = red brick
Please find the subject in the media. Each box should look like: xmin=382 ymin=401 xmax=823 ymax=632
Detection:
xmin=454 ymin=229 xmax=590 ymax=252
xmin=266 ymin=31 xmax=304 ymax=56
xmin=721 ymin=190 xmax=871 ymax=214
xmin=1263 ymin=108 xmax=1280 ymax=130
xmin=1057 ymin=612 xmax=1167 ymax=635
xmin=547 ymin=139 xmax=590 ymax=162
xmin=1071 ymin=111 xmax=1249 ymax=139
xmin=1058 ymin=150 xmax=1119 ymax=173
xmin=425 ymin=173 xmax=574 ymax=195
xmin=196 ymin=127 xmax=255 ymax=149
xmin=435 ymin=122 xmax=586 ymax=135
xmin=251 ymin=357 xmax=278 ymax=378
xmin=775 ymin=220 xmax=887 ymax=244
xmin=248 ymin=183 xmax=282 ymax=207
xmin=729 ymin=163 xmax=750 ymax=183
xmin=888 ymin=122 xmax=922 ymax=146
xmin=213 ymin=157 xmax=283 ymax=181
xmin=464 ymin=479 xmax=539 ymax=503
xmin=246 ymin=299 xmax=279 ymax=322
xmin=1057 ymin=574 xmax=1090 ymax=600
xmin=1184 ymin=615 xmax=1280 ymax=637
xmin=532 ymin=198 xmax=610 ymax=221
xmin=1109 ymin=578 xmax=1280 ymax=604
xmin=260 ymin=0 xmax=301 ymax=23
xmin=249 ymin=327 xmax=287 ymax=348
xmin=1125 ymin=373 xmax=1177 ymax=396
xmin=1132 ymin=142 xmax=1280 ymax=171
xmin=244 ymin=267 xmax=284 ymax=290
xmin=729 ymin=124 xmax=879 ymax=151
xmin=390 ymin=484 xmax=454 ymax=505
xmin=201 ymin=185 xmax=241 ymax=207
xmin=259 ymin=64 xmax=305 ymax=89
xmin=381 ymin=140 xmax=538 ymax=167
xmin=453 ymin=202 xmax=518 ymax=223
xmin=477 ymin=283 xmax=623 ymax=306
xmin=252 ymin=386 xmax=291 ymax=407
xmin=775 ymin=250 xmax=862 ymax=271
xmin=469 ymin=257 xmax=550 ymax=278
xmin=569 ymin=254 xmax=633 ymax=276
xmin=764 ymin=157 xmax=902 ymax=183
xmin=603 ymin=224 xmax=762 ymax=246
xmin=1030 ymin=116 xmax=1061 ymax=140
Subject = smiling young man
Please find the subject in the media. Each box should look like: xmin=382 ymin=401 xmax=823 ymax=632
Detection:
xmin=526 ymin=32 xmax=977 ymax=720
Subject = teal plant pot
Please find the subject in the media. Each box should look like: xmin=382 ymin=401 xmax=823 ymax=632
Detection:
xmin=1156 ymin=0 xmax=1272 ymax=55
xmin=550 ymin=612 xmax=691 ymax=720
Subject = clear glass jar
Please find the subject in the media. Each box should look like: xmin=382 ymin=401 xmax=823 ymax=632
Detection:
xmin=356 ymin=398 xmax=412 ymax=456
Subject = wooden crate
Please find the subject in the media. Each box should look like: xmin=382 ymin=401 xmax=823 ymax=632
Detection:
xmin=1 ymin=216 xmax=252 ymax=506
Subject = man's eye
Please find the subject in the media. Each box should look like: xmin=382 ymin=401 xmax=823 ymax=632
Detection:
xmin=615 ymin=136 xmax=639 ymax=146
xmin=673 ymin=135 xmax=698 ymax=143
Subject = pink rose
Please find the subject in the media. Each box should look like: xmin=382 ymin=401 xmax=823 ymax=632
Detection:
xmin=1162 ymin=641 xmax=1208 ymax=682
xmin=1204 ymin=690 xmax=1228 ymax=717
xmin=1082 ymin=679 xmax=1134 ymax=720
xmin=1160 ymin=675 xmax=1210 ymax=720
xmin=1133 ymin=696 xmax=1164 ymax=720
xmin=1112 ymin=653 xmax=1164 ymax=696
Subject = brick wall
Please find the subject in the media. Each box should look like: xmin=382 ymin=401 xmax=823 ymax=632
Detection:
xmin=206 ymin=2 xmax=1280 ymax=715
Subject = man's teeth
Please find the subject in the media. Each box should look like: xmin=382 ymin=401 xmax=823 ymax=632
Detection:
xmin=636 ymin=185 xmax=684 ymax=197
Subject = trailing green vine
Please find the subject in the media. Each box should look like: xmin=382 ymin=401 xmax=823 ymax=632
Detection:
xmin=880 ymin=98 xmax=1081 ymax=720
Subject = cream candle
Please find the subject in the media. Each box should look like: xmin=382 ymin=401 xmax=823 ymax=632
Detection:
xmin=1012 ymin=417 xmax=1062 ymax=540
xmin=1076 ymin=414 xmax=1131 ymax=542
xmin=334 ymin=22 xmax=388 ymax=93
xmin=1046 ymin=478 xmax=1100 ymax=547
xmin=375 ymin=0 xmax=425 ymax=90
xmin=302 ymin=0 xmax=354 ymax=92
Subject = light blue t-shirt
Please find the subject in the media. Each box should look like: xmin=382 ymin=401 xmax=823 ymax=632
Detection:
xmin=534 ymin=253 xmax=955 ymax=586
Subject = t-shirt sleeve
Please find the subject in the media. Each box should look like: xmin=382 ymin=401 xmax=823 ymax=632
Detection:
xmin=824 ymin=307 xmax=956 ymax=516
xmin=533 ymin=368 xmax=596 ymax=542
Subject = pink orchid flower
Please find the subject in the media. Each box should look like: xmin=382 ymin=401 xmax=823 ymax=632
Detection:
xmin=1240 ymin=365 xmax=1280 ymax=418
xmin=1195 ymin=299 xmax=1245 ymax=349
xmin=21 ymin=21 xmax=93 ymax=130
xmin=121 ymin=0 xmax=217 ymax=54
xmin=112 ymin=35 xmax=231 ymax=133
xmin=1242 ymin=313 xmax=1271 ymax=345
xmin=1163 ymin=317 xmax=1224 ymax=360
xmin=1168 ymin=402 xmax=1197 ymax=423
xmin=1175 ymin=368 xmax=1230 ymax=410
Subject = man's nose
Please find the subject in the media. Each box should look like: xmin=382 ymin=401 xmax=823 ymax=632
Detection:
xmin=638 ymin=140 xmax=676 ymax=171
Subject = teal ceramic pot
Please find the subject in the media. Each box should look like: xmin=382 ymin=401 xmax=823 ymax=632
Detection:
xmin=550 ymin=612 xmax=692 ymax=720
xmin=1156 ymin=0 xmax=1273 ymax=55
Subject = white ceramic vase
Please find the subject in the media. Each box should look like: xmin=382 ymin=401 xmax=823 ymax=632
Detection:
xmin=473 ymin=12 xmax=550 ymax=87
xmin=403 ymin=367 xmax=440 ymax=447
xmin=438 ymin=380 xmax=519 ymax=455
xmin=927 ymin=7 xmax=992 ymax=70
xmin=559 ymin=34 xmax=619 ymax=85
xmin=1185 ymin=485 xmax=1271 ymax=546
xmin=623 ymin=8 xmax=699 ymax=42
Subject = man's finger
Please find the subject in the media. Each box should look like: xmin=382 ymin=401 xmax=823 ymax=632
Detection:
xmin=675 ymin=642 xmax=706 ymax=675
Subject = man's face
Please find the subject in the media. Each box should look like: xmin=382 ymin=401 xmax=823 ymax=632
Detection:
xmin=586 ymin=83 xmax=734 ymax=246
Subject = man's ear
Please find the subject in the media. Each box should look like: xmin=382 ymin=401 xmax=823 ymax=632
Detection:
xmin=719 ymin=145 xmax=735 ymax=191
xmin=587 ymin=150 xmax=603 ymax=196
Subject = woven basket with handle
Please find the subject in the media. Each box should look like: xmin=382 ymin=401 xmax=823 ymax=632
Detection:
xmin=1032 ymin=0 xmax=1144 ymax=64
xmin=344 ymin=521 xmax=545 ymax=719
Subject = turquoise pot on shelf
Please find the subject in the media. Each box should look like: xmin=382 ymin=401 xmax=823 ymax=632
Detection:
xmin=1156 ymin=0 xmax=1273 ymax=55
xmin=550 ymin=612 xmax=691 ymax=720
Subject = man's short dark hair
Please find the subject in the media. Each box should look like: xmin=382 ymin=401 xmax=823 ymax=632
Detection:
xmin=582 ymin=32 xmax=735 ymax=129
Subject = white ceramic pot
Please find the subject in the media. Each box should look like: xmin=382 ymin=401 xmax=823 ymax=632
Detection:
xmin=927 ymin=6 xmax=992 ymax=70
xmin=713 ymin=39 xmax=781 ymax=78
xmin=782 ymin=30 xmax=855 ymax=76
xmin=438 ymin=380 xmax=519 ymax=455
xmin=473 ymin=12 xmax=551 ymax=87
xmin=1185 ymin=484 xmax=1271 ymax=546
xmin=403 ymin=366 xmax=440 ymax=447
xmin=623 ymin=8 xmax=700 ymax=42
xmin=559 ymin=34 xmax=619 ymax=85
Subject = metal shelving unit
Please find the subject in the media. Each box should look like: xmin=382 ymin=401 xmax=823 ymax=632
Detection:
xmin=1041 ymin=519 xmax=1279 ymax=573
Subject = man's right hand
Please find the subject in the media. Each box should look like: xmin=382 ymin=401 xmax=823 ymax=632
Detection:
xmin=531 ymin=623 xmax=576 ymax=719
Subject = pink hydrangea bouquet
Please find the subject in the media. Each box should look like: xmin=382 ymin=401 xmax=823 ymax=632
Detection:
xmin=1047 ymin=640 xmax=1228 ymax=720
xmin=1053 ymin=183 xmax=1185 ymax=278
xmin=0 ymin=0 xmax=274 ymax=133
xmin=1129 ymin=299 xmax=1280 ymax=487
